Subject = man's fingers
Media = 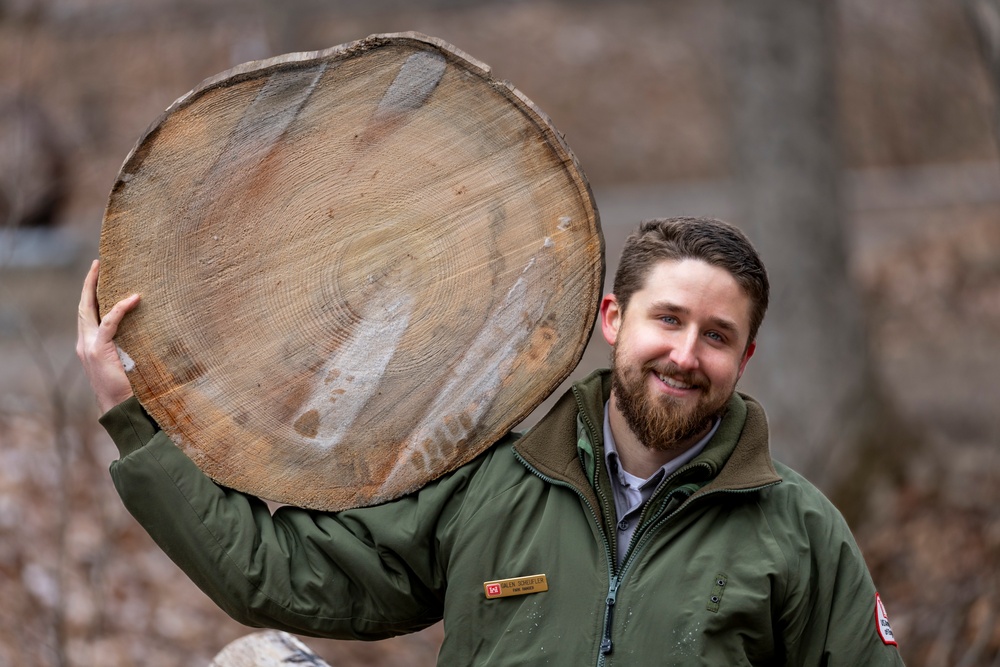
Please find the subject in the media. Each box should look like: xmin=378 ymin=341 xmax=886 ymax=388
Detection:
xmin=78 ymin=259 xmax=100 ymax=327
xmin=77 ymin=258 xmax=141 ymax=354
xmin=97 ymin=293 xmax=141 ymax=344
xmin=77 ymin=260 xmax=102 ymax=362
xmin=75 ymin=259 xmax=141 ymax=412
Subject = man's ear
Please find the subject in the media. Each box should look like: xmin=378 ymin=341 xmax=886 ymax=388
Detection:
xmin=600 ymin=294 xmax=622 ymax=346
xmin=737 ymin=340 xmax=756 ymax=379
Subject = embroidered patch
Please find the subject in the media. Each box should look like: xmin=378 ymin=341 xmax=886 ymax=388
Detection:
xmin=875 ymin=592 xmax=897 ymax=646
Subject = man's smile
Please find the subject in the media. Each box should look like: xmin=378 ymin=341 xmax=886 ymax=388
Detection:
xmin=648 ymin=364 xmax=705 ymax=397
xmin=656 ymin=372 xmax=695 ymax=391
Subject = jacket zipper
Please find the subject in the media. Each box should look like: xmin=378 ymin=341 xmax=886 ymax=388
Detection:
xmin=513 ymin=390 xmax=622 ymax=667
xmin=572 ymin=391 xmax=626 ymax=667
xmin=512 ymin=449 xmax=618 ymax=667
xmin=599 ymin=574 xmax=620 ymax=656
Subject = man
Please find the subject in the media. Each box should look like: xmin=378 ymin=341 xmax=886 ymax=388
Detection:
xmin=77 ymin=216 xmax=905 ymax=665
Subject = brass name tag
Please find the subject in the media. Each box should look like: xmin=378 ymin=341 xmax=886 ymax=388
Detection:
xmin=483 ymin=574 xmax=549 ymax=599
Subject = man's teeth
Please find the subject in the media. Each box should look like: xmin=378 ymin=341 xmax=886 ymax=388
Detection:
xmin=658 ymin=373 xmax=693 ymax=390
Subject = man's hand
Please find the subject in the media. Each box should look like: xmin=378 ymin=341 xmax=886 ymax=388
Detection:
xmin=76 ymin=259 xmax=141 ymax=414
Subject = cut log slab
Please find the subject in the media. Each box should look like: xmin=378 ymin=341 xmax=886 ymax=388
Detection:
xmin=209 ymin=631 xmax=330 ymax=666
xmin=98 ymin=32 xmax=604 ymax=510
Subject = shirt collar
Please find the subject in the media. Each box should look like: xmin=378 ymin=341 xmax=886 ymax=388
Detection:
xmin=603 ymin=401 xmax=720 ymax=488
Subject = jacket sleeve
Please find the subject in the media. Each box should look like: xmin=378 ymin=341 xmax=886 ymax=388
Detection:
xmin=101 ymin=396 xmax=470 ymax=640
xmin=774 ymin=479 xmax=906 ymax=666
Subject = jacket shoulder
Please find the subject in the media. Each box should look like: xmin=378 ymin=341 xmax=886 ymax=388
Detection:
xmin=758 ymin=461 xmax=857 ymax=543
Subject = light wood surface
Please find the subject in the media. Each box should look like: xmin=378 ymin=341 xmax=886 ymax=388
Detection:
xmin=209 ymin=631 xmax=330 ymax=667
xmin=98 ymin=33 xmax=603 ymax=510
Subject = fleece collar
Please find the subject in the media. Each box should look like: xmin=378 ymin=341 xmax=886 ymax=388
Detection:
xmin=512 ymin=369 xmax=781 ymax=501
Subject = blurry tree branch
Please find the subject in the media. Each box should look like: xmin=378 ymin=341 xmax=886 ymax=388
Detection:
xmin=966 ymin=0 xmax=1000 ymax=148
xmin=16 ymin=316 xmax=80 ymax=667
xmin=722 ymin=0 xmax=911 ymax=518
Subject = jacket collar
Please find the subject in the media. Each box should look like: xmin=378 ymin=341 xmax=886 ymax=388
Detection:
xmin=513 ymin=369 xmax=781 ymax=497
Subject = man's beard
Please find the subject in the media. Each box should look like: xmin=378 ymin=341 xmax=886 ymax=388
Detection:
xmin=610 ymin=347 xmax=731 ymax=453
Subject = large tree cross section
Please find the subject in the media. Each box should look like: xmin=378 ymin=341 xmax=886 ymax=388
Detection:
xmin=98 ymin=33 xmax=604 ymax=511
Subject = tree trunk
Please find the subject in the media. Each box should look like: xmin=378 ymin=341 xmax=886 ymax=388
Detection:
xmin=0 ymin=94 xmax=65 ymax=229
xmin=722 ymin=0 xmax=906 ymax=513
xmin=965 ymin=0 xmax=1000 ymax=141
xmin=98 ymin=33 xmax=603 ymax=511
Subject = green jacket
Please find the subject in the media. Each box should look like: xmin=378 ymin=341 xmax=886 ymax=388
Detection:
xmin=103 ymin=369 xmax=904 ymax=666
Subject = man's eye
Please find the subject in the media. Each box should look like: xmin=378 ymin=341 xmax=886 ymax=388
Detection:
xmin=660 ymin=316 xmax=679 ymax=325
xmin=705 ymin=331 xmax=724 ymax=342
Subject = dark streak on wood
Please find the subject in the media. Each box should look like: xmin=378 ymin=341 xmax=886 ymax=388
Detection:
xmin=375 ymin=51 xmax=447 ymax=117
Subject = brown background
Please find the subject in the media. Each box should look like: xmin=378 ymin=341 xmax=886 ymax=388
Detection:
xmin=1 ymin=0 xmax=999 ymax=664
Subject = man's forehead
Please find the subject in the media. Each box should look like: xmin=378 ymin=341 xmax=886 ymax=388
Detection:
xmin=635 ymin=259 xmax=752 ymax=329
xmin=639 ymin=258 xmax=737 ymax=291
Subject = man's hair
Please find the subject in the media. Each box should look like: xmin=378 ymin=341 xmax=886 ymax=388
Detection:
xmin=612 ymin=216 xmax=770 ymax=344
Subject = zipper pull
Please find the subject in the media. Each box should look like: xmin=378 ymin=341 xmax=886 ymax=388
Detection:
xmin=600 ymin=575 xmax=620 ymax=655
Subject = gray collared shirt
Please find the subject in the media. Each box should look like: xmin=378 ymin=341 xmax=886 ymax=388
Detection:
xmin=603 ymin=401 xmax=720 ymax=566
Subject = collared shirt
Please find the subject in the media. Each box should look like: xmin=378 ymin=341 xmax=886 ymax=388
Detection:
xmin=603 ymin=401 xmax=720 ymax=566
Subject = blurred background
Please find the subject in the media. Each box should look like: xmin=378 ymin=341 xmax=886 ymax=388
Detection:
xmin=2 ymin=0 xmax=999 ymax=664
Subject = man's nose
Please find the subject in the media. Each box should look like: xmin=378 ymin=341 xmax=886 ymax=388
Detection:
xmin=669 ymin=330 xmax=700 ymax=370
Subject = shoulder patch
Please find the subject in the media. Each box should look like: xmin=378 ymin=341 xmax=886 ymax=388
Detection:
xmin=875 ymin=592 xmax=897 ymax=646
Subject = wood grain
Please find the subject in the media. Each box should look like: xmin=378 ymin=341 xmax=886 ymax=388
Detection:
xmin=210 ymin=631 xmax=330 ymax=666
xmin=98 ymin=33 xmax=603 ymax=510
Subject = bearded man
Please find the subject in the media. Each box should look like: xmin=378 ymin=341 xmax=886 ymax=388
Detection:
xmin=78 ymin=216 xmax=905 ymax=665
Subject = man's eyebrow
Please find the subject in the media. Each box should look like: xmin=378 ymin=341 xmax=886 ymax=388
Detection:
xmin=650 ymin=301 xmax=741 ymax=336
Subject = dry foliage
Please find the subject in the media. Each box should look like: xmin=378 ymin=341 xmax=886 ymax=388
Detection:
xmin=1 ymin=0 xmax=999 ymax=665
